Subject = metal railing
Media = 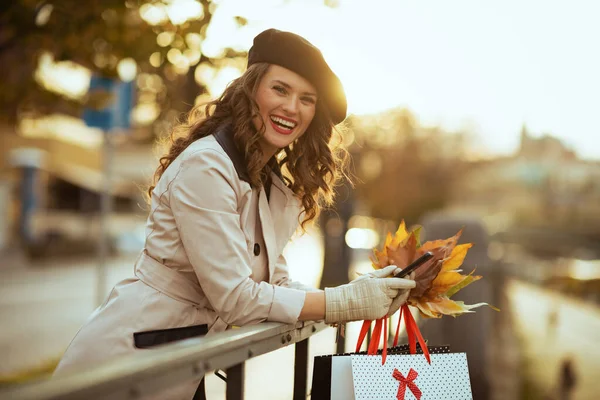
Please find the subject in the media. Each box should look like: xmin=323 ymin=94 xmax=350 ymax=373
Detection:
xmin=0 ymin=321 xmax=328 ymax=400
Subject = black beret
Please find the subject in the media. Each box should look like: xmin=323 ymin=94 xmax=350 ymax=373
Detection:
xmin=248 ymin=29 xmax=347 ymax=125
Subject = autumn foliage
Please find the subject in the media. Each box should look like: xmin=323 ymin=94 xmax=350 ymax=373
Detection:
xmin=371 ymin=221 xmax=498 ymax=318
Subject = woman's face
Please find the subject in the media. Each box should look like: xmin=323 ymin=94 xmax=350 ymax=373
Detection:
xmin=253 ymin=65 xmax=318 ymax=159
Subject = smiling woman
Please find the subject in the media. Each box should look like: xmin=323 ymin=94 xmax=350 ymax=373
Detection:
xmin=52 ymin=28 xmax=417 ymax=400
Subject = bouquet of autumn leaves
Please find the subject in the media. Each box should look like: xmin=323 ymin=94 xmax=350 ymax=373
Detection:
xmin=355 ymin=221 xmax=498 ymax=364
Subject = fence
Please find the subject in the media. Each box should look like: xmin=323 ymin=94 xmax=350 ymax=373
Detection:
xmin=0 ymin=321 xmax=328 ymax=400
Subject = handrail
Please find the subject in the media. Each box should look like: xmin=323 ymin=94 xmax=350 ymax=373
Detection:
xmin=0 ymin=321 xmax=329 ymax=400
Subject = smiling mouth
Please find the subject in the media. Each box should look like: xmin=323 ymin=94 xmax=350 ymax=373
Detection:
xmin=269 ymin=115 xmax=297 ymax=134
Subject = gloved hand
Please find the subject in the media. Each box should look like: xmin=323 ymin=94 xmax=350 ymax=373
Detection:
xmin=352 ymin=265 xmax=416 ymax=317
xmin=352 ymin=265 xmax=402 ymax=282
xmin=324 ymin=266 xmax=416 ymax=324
xmin=386 ymin=270 xmax=415 ymax=316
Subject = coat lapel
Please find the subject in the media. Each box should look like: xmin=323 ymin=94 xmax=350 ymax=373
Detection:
xmin=213 ymin=124 xmax=301 ymax=282
xmin=261 ymin=174 xmax=301 ymax=282
xmin=257 ymin=188 xmax=277 ymax=281
xmin=270 ymin=174 xmax=301 ymax=240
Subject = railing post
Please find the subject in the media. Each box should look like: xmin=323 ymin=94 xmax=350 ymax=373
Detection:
xmin=226 ymin=363 xmax=244 ymax=400
xmin=336 ymin=331 xmax=345 ymax=354
xmin=293 ymin=338 xmax=309 ymax=400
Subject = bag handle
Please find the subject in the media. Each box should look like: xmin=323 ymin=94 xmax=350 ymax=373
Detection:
xmin=355 ymin=305 xmax=431 ymax=365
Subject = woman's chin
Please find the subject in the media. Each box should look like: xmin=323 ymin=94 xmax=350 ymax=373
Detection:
xmin=263 ymin=133 xmax=295 ymax=150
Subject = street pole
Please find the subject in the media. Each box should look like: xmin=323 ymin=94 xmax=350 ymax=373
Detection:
xmin=83 ymin=75 xmax=133 ymax=306
xmin=97 ymin=131 xmax=113 ymax=306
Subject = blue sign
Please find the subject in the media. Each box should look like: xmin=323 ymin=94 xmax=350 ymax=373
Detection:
xmin=83 ymin=76 xmax=134 ymax=131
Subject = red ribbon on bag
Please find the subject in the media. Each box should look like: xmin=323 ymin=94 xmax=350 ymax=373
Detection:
xmin=402 ymin=304 xmax=431 ymax=364
xmin=356 ymin=305 xmax=431 ymax=365
xmin=392 ymin=368 xmax=422 ymax=400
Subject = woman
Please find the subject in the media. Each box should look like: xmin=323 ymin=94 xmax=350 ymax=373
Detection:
xmin=54 ymin=29 xmax=416 ymax=399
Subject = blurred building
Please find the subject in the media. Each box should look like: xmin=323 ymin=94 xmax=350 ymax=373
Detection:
xmin=448 ymin=125 xmax=600 ymax=256
xmin=0 ymin=121 xmax=154 ymax=258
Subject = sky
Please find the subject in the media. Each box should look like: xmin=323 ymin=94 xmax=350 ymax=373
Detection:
xmin=204 ymin=0 xmax=600 ymax=159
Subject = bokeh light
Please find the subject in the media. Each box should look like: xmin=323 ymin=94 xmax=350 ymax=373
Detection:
xmin=139 ymin=3 xmax=168 ymax=26
xmin=149 ymin=52 xmax=163 ymax=68
xmin=345 ymin=228 xmax=380 ymax=250
xmin=156 ymin=31 xmax=175 ymax=47
xmin=35 ymin=4 xmax=54 ymax=26
xmin=166 ymin=0 xmax=204 ymax=25
xmin=34 ymin=53 xmax=91 ymax=99
xmin=117 ymin=58 xmax=137 ymax=82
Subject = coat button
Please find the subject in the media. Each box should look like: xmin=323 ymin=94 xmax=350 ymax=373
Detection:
xmin=253 ymin=243 xmax=261 ymax=256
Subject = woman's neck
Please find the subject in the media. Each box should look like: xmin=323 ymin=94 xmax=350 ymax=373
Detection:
xmin=258 ymin=138 xmax=279 ymax=168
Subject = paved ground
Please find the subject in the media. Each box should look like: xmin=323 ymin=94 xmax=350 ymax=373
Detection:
xmin=0 ymin=252 xmax=138 ymax=376
xmin=506 ymin=279 xmax=600 ymax=400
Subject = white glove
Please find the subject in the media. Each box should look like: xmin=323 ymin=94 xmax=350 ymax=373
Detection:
xmin=352 ymin=265 xmax=415 ymax=317
xmin=324 ymin=268 xmax=416 ymax=323
xmin=387 ymin=271 xmax=415 ymax=316
xmin=352 ymin=265 xmax=402 ymax=282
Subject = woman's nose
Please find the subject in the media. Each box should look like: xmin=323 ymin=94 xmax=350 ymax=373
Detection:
xmin=282 ymin=95 xmax=300 ymax=115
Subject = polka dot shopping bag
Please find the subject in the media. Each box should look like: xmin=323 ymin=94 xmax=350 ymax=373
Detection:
xmin=311 ymin=344 xmax=473 ymax=400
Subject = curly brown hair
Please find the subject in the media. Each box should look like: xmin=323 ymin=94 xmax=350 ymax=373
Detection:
xmin=149 ymin=63 xmax=349 ymax=228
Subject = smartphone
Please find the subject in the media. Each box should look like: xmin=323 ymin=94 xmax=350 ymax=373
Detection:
xmin=393 ymin=251 xmax=434 ymax=278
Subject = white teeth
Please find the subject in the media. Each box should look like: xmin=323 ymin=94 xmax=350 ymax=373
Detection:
xmin=270 ymin=116 xmax=296 ymax=129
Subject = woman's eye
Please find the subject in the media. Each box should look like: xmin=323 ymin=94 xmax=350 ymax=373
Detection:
xmin=273 ymin=85 xmax=286 ymax=94
xmin=302 ymin=97 xmax=316 ymax=105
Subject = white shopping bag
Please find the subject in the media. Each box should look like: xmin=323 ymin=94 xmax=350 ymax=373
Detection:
xmin=351 ymin=353 xmax=472 ymax=399
xmin=327 ymin=352 xmax=472 ymax=400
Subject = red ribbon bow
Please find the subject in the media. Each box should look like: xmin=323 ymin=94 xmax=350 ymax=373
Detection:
xmin=392 ymin=368 xmax=422 ymax=400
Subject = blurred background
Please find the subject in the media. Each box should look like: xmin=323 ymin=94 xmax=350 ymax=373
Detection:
xmin=1 ymin=0 xmax=599 ymax=399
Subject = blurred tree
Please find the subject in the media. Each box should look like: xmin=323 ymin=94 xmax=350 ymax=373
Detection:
xmin=348 ymin=108 xmax=469 ymax=224
xmin=0 ymin=0 xmax=248 ymax=137
xmin=318 ymin=108 xmax=469 ymax=289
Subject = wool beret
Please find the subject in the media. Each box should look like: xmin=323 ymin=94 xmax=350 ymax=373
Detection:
xmin=248 ymin=28 xmax=347 ymax=125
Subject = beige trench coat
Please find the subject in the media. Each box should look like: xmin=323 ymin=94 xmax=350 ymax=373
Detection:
xmin=54 ymin=125 xmax=313 ymax=399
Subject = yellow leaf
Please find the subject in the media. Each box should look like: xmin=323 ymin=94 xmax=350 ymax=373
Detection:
xmin=414 ymin=301 xmax=442 ymax=318
xmin=370 ymin=249 xmax=388 ymax=269
xmin=432 ymin=271 xmax=465 ymax=292
xmin=392 ymin=220 xmax=409 ymax=247
xmin=412 ymin=226 xmax=423 ymax=248
xmin=442 ymin=243 xmax=473 ymax=272
xmin=452 ymin=300 xmax=500 ymax=313
xmin=396 ymin=220 xmax=408 ymax=237
xmin=385 ymin=232 xmax=393 ymax=248
xmin=445 ymin=271 xmax=482 ymax=297
xmin=427 ymin=297 xmax=469 ymax=316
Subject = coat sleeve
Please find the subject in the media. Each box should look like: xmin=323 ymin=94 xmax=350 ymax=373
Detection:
xmin=169 ymin=148 xmax=306 ymax=326
xmin=272 ymin=254 xmax=322 ymax=292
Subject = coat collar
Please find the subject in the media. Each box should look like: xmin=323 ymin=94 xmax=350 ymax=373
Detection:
xmin=213 ymin=123 xmax=284 ymax=187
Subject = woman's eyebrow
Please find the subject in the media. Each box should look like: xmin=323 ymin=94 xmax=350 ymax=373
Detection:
xmin=273 ymin=79 xmax=317 ymax=97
